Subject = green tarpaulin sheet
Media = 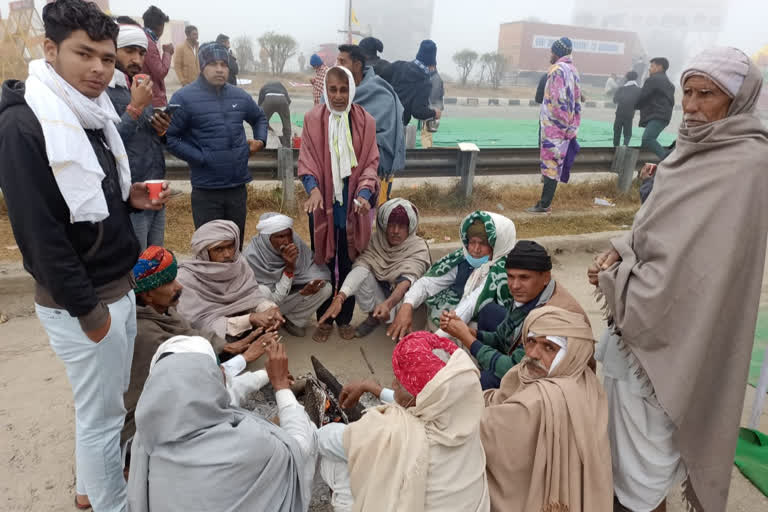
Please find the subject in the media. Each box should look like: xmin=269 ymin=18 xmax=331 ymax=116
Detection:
xmin=288 ymin=115 xmax=677 ymax=149
xmin=735 ymin=428 xmax=768 ymax=497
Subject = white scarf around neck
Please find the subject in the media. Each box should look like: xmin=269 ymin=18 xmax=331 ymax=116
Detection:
xmin=623 ymin=80 xmax=638 ymax=87
xmin=323 ymin=66 xmax=357 ymax=205
xmin=24 ymin=59 xmax=131 ymax=223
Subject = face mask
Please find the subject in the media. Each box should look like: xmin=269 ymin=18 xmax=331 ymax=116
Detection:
xmin=466 ymin=253 xmax=490 ymax=268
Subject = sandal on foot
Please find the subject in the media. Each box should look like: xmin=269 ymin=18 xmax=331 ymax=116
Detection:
xmin=338 ymin=324 xmax=356 ymax=340
xmin=355 ymin=314 xmax=380 ymax=338
xmin=312 ymin=323 xmax=333 ymax=343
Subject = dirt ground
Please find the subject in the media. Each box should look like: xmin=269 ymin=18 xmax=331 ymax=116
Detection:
xmin=1 ymin=232 xmax=766 ymax=511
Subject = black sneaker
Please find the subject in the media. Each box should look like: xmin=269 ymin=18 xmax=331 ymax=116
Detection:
xmin=355 ymin=314 xmax=381 ymax=338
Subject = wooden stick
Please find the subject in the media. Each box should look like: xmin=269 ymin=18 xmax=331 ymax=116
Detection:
xmin=359 ymin=346 xmax=375 ymax=375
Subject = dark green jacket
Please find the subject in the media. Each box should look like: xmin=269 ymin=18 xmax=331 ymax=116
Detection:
xmin=469 ymin=281 xmax=587 ymax=380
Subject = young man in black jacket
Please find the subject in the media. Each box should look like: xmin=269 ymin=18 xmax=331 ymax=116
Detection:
xmin=613 ymin=70 xmax=642 ymax=146
xmin=637 ymin=57 xmax=675 ymax=159
xmin=0 ymin=1 xmax=168 ymax=509
xmin=390 ymin=39 xmax=442 ymax=125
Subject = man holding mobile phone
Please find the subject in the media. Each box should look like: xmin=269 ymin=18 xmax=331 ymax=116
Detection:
xmin=108 ymin=22 xmax=171 ymax=250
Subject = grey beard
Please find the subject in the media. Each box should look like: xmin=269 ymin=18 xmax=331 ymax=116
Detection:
xmin=521 ymin=355 xmax=548 ymax=373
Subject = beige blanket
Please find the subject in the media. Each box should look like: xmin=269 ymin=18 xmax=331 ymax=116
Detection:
xmin=343 ymin=350 xmax=490 ymax=512
xmin=481 ymin=306 xmax=613 ymax=512
xmin=598 ymin=57 xmax=768 ymax=510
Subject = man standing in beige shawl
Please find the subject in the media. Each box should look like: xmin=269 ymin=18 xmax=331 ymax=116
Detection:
xmin=481 ymin=306 xmax=613 ymax=512
xmin=589 ymin=47 xmax=768 ymax=512
xmin=316 ymin=331 xmax=490 ymax=512
xmin=319 ymin=198 xmax=431 ymax=338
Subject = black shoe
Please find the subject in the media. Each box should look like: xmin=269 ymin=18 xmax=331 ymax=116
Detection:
xmin=526 ymin=205 xmax=551 ymax=214
xmin=282 ymin=319 xmax=306 ymax=337
xmin=355 ymin=314 xmax=380 ymax=338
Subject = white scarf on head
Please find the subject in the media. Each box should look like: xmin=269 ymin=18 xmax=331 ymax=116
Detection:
xmin=323 ymin=66 xmax=358 ymax=205
xmin=256 ymin=212 xmax=294 ymax=235
xmin=24 ymin=59 xmax=131 ymax=224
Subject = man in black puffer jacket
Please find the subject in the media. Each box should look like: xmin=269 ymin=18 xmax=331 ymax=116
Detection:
xmin=637 ymin=57 xmax=675 ymax=159
xmin=0 ymin=1 xmax=169 ymax=509
xmin=390 ymin=39 xmax=442 ymax=126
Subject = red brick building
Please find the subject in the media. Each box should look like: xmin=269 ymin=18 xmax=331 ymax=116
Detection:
xmin=498 ymin=21 xmax=644 ymax=85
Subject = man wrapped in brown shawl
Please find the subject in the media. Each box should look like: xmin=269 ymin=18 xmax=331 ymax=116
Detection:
xmin=480 ymin=306 xmax=613 ymax=512
xmin=592 ymin=47 xmax=768 ymax=511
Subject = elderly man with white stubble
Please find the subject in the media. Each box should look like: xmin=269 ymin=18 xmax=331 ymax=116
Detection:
xmin=590 ymin=47 xmax=768 ymax=512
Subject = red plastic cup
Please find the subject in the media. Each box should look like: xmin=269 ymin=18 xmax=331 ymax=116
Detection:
xmin=145 ymin=180 xmax=165 ymax=201
xmin=292 ymin=136 xmax=302 ymax=149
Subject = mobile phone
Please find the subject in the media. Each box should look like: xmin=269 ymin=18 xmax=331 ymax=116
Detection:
xmin=155 ymin=104 xmax=180 ymax=116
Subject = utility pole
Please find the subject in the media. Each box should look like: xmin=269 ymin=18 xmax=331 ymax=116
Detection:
xmin=338 ymin=0 xmax=368 ymax=43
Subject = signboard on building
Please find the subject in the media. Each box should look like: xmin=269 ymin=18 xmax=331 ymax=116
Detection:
xmin=532 ymin=35 xmax=625 ymax=55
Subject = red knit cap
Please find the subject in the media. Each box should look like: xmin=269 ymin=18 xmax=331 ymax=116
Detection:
xmin=387 ymin=205 xmax=410 ymax=229
xmin=392 ymin=332 xmax=458 ymax=396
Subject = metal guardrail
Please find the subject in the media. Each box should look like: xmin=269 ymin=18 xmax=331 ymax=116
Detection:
xmin=165 ymin=147 xmax=659 ymax=179
xmin=165 ymin=146 xmax=659 ymax=207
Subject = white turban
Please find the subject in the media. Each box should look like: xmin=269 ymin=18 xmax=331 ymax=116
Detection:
xmin=256 ymin=212 xmax=294 ymax=236
xmin=681 ymin=47 xmax=750 ymax=99
xmin=117 ymin=24 xmax=148 ymax=50
xmin=149 ymin=335 xmax=216 ymax=373
xmin=528 ymin=331 xmax=568 ymax=375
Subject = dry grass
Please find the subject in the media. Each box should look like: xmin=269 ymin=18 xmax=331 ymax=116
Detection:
xmin=0 ymin=178 xmax=639 ymax=261
xmin=395 ymin=178 xmax=641 ymax=216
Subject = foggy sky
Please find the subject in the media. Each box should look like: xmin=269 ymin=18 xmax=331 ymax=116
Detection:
xmin=27 ymin=0 xmax=768 ymax=76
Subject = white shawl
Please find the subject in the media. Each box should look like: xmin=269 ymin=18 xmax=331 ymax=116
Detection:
xmin=323 ymin=66 xmax=358 ymax=205
xmin=24 ymin=59 xmax=131 ymax=223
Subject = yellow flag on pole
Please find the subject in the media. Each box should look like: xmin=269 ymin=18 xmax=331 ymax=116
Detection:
xmin=351 ymin=8 xmax=360 ymax=25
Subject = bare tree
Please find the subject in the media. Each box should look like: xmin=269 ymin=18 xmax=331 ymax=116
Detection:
xmin=257 ymin=32 xmax=298 ymax=75
xmin=233 ymin=36 xmax=256 ymax=73
xmin=452 ymin=49 xmax=478 ymax=87
xmin=479 ymin=52 xmax=507 ymax=89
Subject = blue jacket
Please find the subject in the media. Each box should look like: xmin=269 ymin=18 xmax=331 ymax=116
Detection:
xmin=166 ymin=76 xmax=268 ymax=189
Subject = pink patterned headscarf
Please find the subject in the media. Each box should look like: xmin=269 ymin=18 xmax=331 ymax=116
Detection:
xmin=392 ymin=332 xmax=458 ymax=396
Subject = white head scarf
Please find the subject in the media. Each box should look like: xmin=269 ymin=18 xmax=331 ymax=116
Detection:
xmin=117 ymin=24 xmax=148 ymax=50
xmin=323 ymin=66 xmax=358 ymax=205
xmin=256 ymin=212 xmax=294 ymax=235
xmin=149 ymin=335 xmax=217 ymax=374
xmin=23 ymin=59 xmax=132 ymax=223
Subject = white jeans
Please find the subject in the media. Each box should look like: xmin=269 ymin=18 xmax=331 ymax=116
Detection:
xmin=36 ymin=292 xmax=136 ymax=512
